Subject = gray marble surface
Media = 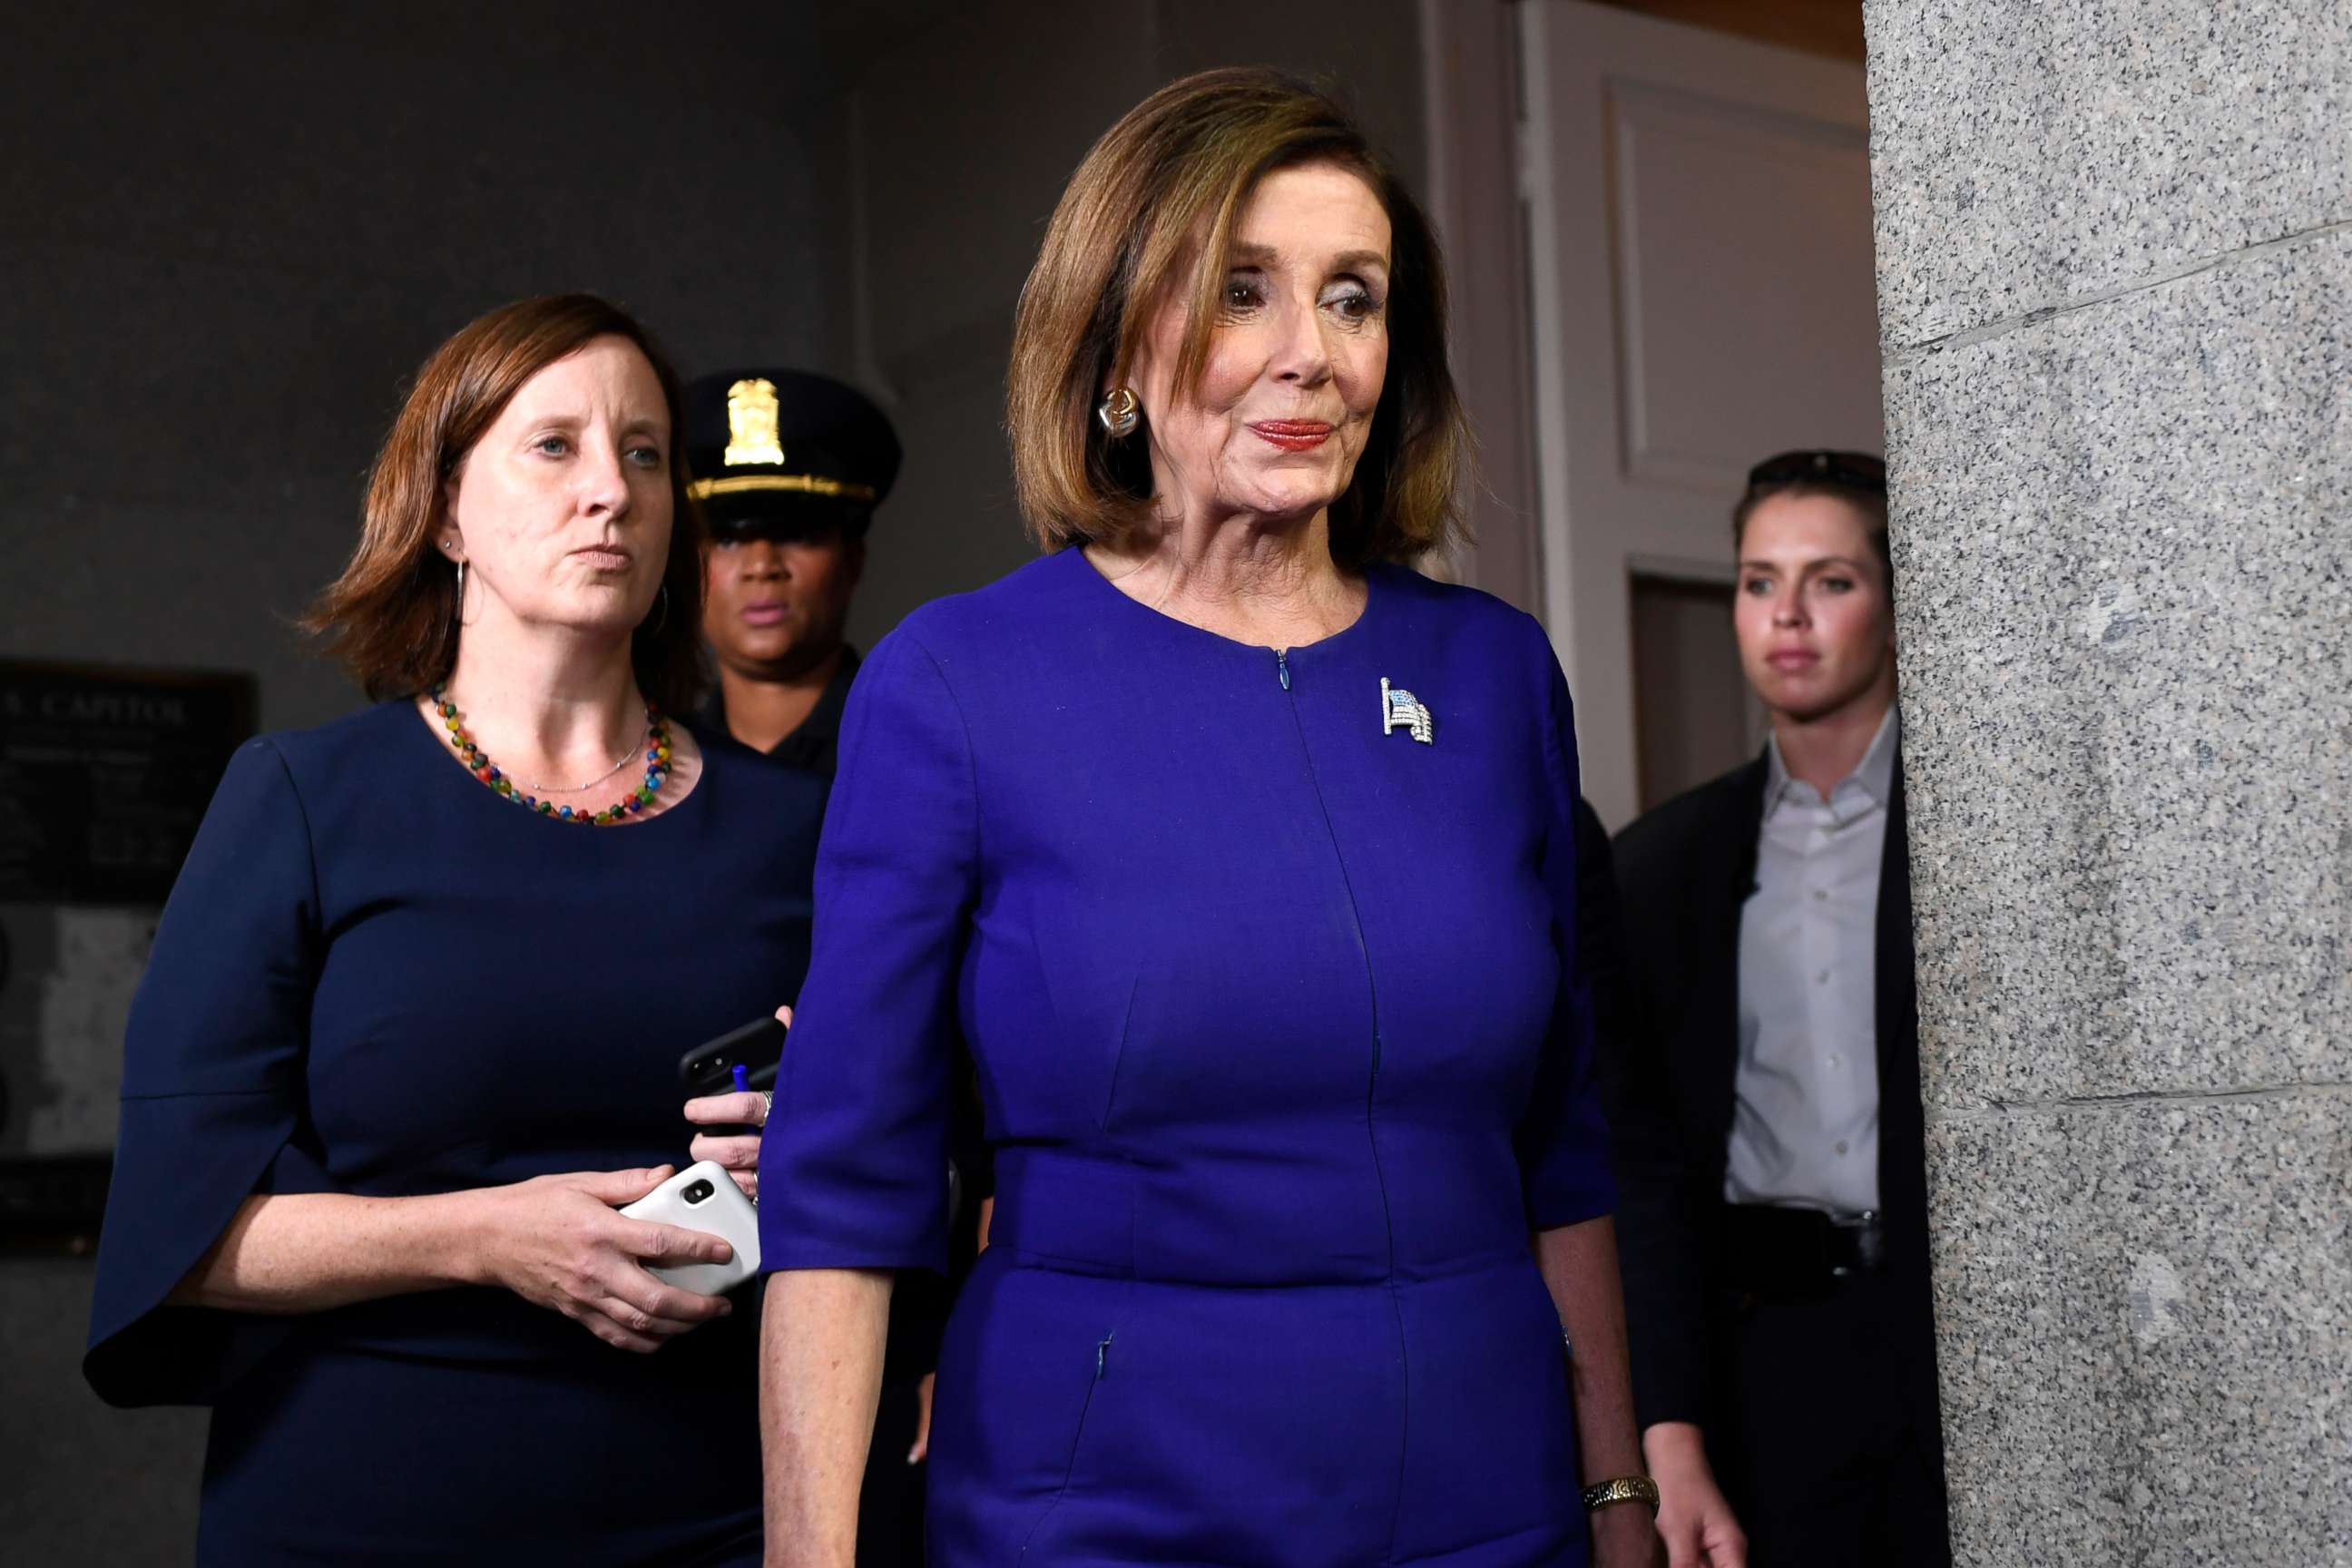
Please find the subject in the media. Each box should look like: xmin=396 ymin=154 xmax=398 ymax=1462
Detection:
xmin=1871 ymin=8 xmax=2352 ymax=1557
xmin=1926 ymin=1091 xmax=2350 ymax=1566
xmin=1863 ymin=0 xmax=2352 ymax=348
xmin=1884 ymin=229 xmax=2352 ymax=1110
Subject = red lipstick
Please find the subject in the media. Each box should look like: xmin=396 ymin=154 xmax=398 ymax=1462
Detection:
xmin=1250 ymin=420 xmax=1333 ymax=452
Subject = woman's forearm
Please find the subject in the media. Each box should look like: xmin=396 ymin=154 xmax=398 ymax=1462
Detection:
xmin=1535 ymin=1216 xmax=1646 ymax=1485
xmin=761 ymin=1268 xmax=894 ymax=1568
xmin=169 ymin=1191 xmax=486 ymax=1313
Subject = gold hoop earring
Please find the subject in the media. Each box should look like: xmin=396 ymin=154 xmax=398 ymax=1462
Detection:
xmin=1096 ymin=387 xmax=1141 ymax=438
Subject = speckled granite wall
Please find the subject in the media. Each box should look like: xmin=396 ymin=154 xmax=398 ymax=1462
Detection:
xmin=1861 ymin=3 xmax=2351 ymax=1562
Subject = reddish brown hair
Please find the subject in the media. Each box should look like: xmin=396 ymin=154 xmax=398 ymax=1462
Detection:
xmin=306 ymin=294 xmax=707 ymax=710
xmin=1006 ymin=67 xmax=1470 ymax=570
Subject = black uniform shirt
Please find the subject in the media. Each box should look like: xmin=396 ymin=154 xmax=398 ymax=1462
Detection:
xmin=695 ymin=648 xmax=860 ymax=779
xmin=696 ymin=644 xmax=990 ymax=1384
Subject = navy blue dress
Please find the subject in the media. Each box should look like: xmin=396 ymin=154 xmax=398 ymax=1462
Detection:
xmin=758 ymin=551 xmax=1614 ymax=1566
xmin=84 ymin=700 xmax=823 ymax=1565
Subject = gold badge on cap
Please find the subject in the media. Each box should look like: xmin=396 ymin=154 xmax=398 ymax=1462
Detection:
xmin=723 ymin=377 xmax=785 ymax=468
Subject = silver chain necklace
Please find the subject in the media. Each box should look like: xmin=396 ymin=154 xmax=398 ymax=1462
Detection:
xmin=506 ymin=730 xmax=651 ymax=795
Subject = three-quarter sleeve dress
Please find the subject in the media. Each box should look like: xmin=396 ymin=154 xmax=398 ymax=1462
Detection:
xmin=85 ymin=701 xmax=823 ymax=1566
xmin=757 ymin=549 xmax=1614 ymax=1567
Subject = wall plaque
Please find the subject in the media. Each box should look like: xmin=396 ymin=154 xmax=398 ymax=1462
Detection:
xmin=0 ymin=661 xmax=255 ymax=1248
xmin=0 ymin=661 xmax=256 ymax=905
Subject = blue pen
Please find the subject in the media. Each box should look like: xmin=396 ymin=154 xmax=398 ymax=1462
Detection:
xmin=730 ymin=1063 xmax=760 ymax=1208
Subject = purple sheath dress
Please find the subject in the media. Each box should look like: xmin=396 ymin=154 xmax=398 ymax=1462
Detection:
xmin=758 ymin=548 xmax=1612 ymax=1566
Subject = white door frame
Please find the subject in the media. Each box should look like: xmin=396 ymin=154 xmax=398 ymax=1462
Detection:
xmin=1428 ymin=0 xmax=1878 ymax=826
xmin=1418 ymin=0 xmax=1542 ymax=612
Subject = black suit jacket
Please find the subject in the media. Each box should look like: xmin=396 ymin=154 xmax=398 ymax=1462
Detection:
xmin=1600 ymin=756 xmax=1937 ymax=1431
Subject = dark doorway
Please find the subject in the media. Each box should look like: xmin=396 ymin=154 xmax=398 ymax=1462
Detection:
xmin=1630 ymin=573 xmax=1762 ymax=811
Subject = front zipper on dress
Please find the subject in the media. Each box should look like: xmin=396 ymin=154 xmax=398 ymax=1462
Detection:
xmin=1268 ymin=630 xmax=1409 ymax=1556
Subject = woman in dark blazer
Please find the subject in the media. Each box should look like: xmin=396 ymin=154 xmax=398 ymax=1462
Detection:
xmin=1608 ymin=453 xmax=1948 ymax=1568
xmin=755 ymin=71 xmax=1652 ymax=1568
xmin=84 ymin=296 xmax=811 ymax=1564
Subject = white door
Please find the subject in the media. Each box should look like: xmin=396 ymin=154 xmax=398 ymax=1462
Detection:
xmin=1516 ymin=1 xmax=1884 ymax=828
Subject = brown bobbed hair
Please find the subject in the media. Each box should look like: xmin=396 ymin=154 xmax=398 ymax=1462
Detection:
xmin=1007 ymin=67 xmax=1470 ymax=571
xmin=305 ymin=294 xmax=708 ymax=711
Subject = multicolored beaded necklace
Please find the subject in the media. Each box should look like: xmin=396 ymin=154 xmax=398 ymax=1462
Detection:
xmin=428 ymin=684 xmax=672 ymax=826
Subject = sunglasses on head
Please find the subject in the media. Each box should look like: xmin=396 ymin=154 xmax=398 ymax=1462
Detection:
xmin=1745 ymin=450 xmax=1886 ymax=494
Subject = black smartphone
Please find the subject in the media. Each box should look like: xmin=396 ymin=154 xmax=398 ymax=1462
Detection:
xmin=679 ymin=1016 xmax=788 ymax=1139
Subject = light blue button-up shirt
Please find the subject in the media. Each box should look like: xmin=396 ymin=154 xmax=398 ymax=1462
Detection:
xmin=1725 ymin=706 xmax=1899 ymax=1215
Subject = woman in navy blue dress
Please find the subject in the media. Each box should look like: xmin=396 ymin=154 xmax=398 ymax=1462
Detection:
xmin=756 ymin=73 xmax=1654 ymax=1567
xmin=85 ymin=296 xmax=809 ymax=1564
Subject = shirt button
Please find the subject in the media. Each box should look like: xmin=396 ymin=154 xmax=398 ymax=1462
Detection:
xmin=1835 ymin=1141 xmax=1850 ymax=1155
xmin=1828 ymin=1054 xmax=1844 ymax=1070
xmin=1816 ymin=969 xmax=1831 ymax=985
xmin=1813 ymin=888 xmax=1829 ymax=902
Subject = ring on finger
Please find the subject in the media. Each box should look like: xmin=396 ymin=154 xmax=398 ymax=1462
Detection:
xmin=760 ymin=1090 xmax=773 ymax=1124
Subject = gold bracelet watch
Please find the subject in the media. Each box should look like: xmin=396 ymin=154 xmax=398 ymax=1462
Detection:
xmin=1580 ymin=1475 xmax=1661 ymax=1513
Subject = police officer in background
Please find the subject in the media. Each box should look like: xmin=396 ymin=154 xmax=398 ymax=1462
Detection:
xmin=686 ymin=369 xmax=946 ymax=1564
xmin=689 ymin=368 xmax=893 ymax=773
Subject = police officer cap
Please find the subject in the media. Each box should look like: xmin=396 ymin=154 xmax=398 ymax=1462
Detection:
xmin=685 ymin=368 xmax=901 ymax=542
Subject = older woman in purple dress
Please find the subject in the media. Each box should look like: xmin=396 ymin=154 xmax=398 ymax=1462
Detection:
xmin=755 ymin=70 xmax=1653 ymax=1568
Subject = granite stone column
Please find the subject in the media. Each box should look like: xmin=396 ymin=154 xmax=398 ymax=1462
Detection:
xmin=1859 ymin=4 xmax=2349 ymax=1562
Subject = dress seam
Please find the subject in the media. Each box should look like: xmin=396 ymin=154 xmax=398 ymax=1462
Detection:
xmin=1014 ymin=1297 xmax=1122 ymax=1563
xmin=258 ymin=737 xmax=326 ymax=929
xmin=897 ymin=630 xmax=985 ymax=877
xmin=254 ymin=737 xmax=321 ymax=1116
xmin=1279 ymin=678 xmax=1413 ymax=1566
xmin=258 ymin=738 xmax=327 ymax=994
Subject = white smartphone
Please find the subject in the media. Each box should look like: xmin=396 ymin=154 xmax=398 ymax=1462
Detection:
xmin=617 ymin=1160 xmax=760 ymax=1296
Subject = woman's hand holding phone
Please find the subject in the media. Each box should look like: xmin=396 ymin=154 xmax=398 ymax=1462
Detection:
xmin=460 ymin=1167 xmax=738 ymax=1353
xmin=684 ymin=1004 xmax=792 ymax=1198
